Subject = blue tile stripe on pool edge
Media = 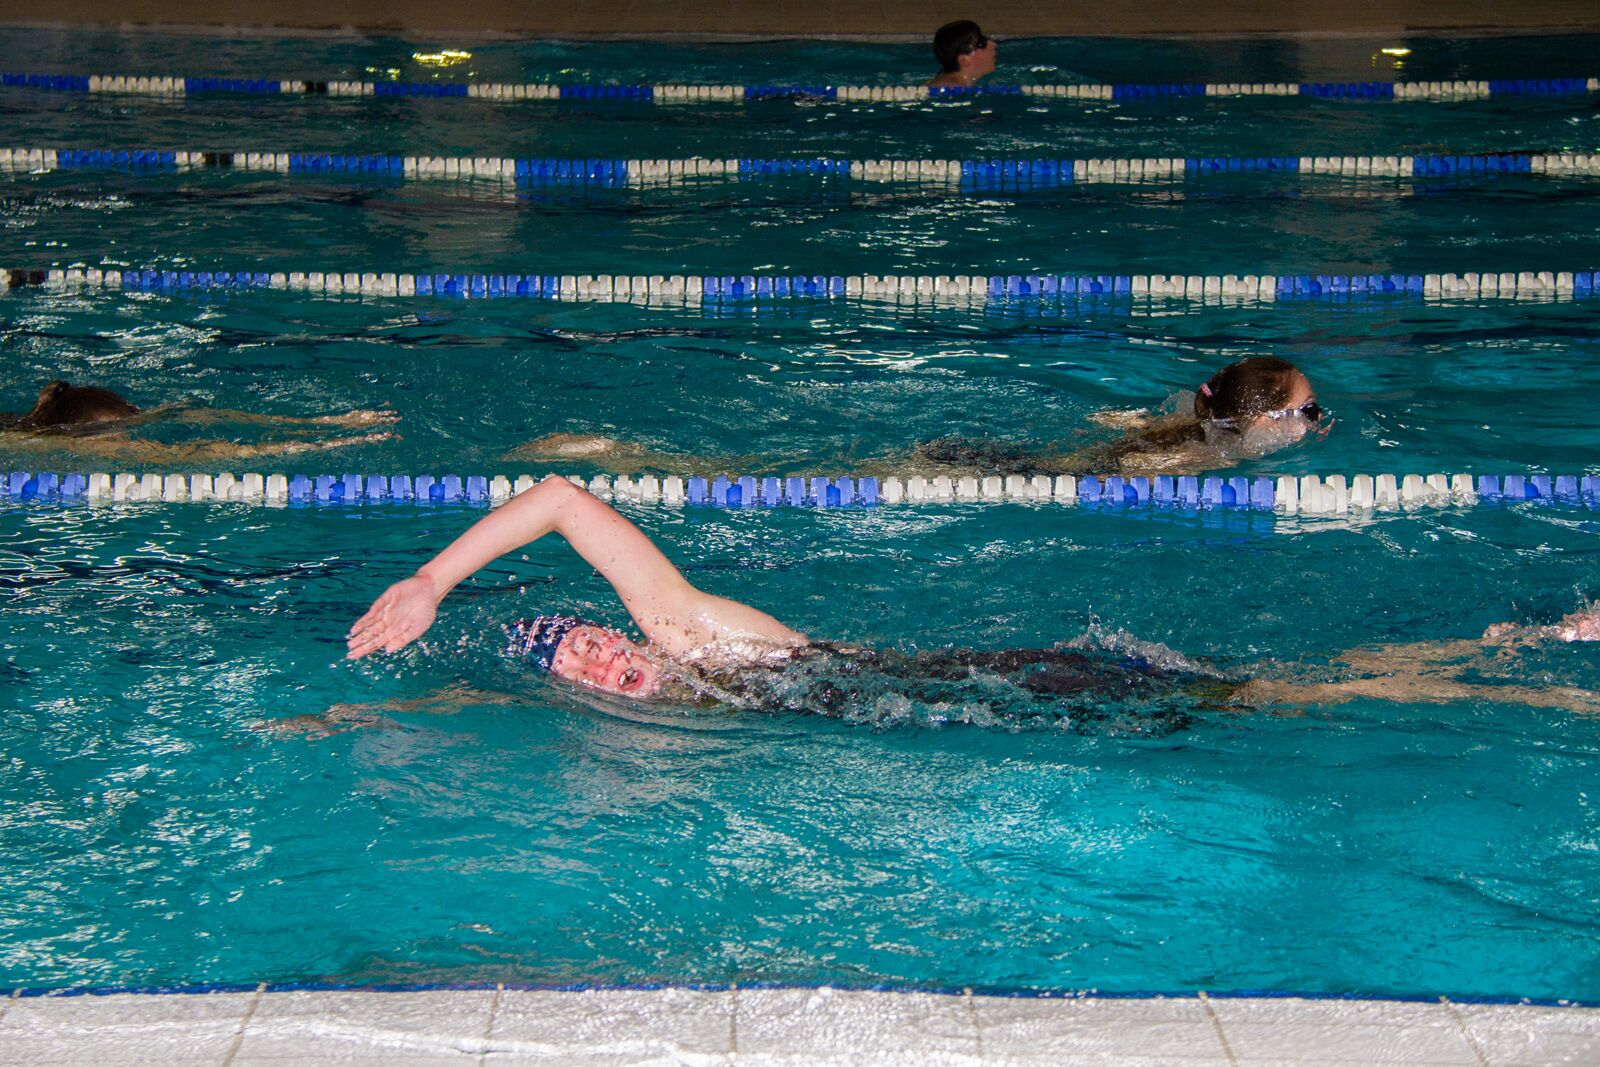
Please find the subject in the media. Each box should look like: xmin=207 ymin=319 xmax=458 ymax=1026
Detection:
xmin=6 ymin=981 xmax=1599 ymax=1007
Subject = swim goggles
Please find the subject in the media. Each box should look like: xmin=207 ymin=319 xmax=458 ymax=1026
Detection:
xmin=1261 ymin=400 xmax=1323 ymax=423
xmin=1204 ymin=399 xmax=1325 ymax=433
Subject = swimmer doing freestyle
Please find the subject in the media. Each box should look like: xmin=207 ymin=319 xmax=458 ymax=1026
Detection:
xmin=348 ymin=476 xmax=1600 ymax=718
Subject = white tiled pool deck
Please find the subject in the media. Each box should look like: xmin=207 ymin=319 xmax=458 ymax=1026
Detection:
xmin=2 ymin=986 xmax=1597 ymax=1066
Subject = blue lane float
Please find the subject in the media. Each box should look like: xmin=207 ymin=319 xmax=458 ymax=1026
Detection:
xmin=8 ymin=147 xmax=1598 ymax=187
xmin=5 ymin=470 xmax=1599 ymax=516
xmin=2 ymin=71 xmax=1595 ymax=105
xmin=9 ymin=265 xmax=1597 ymax=304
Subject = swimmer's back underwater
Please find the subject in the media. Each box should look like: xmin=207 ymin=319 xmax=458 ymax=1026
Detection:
xmin=0 ymin=380 xmax=397 ymax=463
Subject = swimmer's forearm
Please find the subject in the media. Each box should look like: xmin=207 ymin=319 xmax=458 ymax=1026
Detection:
xmin=395 ymin=477 xmax=793 ymax=653
xmin=412 ymin=477 xmax=574 ymax=599
xmin=348 ymin=479 xmax=606 ymax=660
xmin=410 ymin=476 xmax=686 ymax=610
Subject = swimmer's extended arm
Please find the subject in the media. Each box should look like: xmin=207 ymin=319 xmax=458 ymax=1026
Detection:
xmin=1235 ymin=604 xmax=1600 ymax=713
xmin=1324 ymin=605 xmax=1600 ymax=677
xmin=346 ymin=477 xmax=805 ymax=659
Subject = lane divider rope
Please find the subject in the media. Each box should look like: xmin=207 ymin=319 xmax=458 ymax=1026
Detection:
xmin=6 ymin=146 xmax=1598 ymax=185
xmin=6 ymin=265 xmax=1597 ymax=304
xmin=3 ymin=71 xmax=1596 ymax=104
xmin=2 ymin=470 xmax=1596 ymax=515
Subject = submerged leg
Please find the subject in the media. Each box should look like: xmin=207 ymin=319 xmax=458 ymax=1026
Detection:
xmin=1236 ymin=675 xmax=1600 ymax=715
xmin=0 ymin=429 xmax=395 ymax=464
xmin=503 ymin=433 xmax=734 ymax=473
xmin=168 ymin=406 xmax=399 ymax=430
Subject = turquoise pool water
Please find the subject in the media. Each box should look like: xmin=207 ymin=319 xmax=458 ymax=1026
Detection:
xmin=1 ymin=28 xmax=1599 ymax=1000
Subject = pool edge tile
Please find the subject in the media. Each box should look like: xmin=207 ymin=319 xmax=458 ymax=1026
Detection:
xmin=0 ymin=990 xmax=255 ymax=1065
xmin=0 ymin=990 xmax=1596 ymax=1065
xmin=734 ymin=987 xmax=978 ymax=1059
xmin=231 ymin=987 xmax=494 ymax=1064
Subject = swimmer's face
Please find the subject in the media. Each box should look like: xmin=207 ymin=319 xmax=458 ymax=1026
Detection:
xmin=966 ymin=38 xmax=997 ymax=77
xmin=1240 ymin=371 xmax=1322 ymax=439
xmin=550 ymin=625 xmax=662 ymax=698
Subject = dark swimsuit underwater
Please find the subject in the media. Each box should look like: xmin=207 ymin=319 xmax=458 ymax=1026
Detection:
xmin=512 ymin=618 xmax=1241 ymax=732
xmin=663 ymin=642 xmax=1241 ymax=733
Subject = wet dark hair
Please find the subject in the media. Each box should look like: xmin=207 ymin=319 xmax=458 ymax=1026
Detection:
xmin=1191 ymin=357 xmax=1305 ymax=423
xmin=17 ymin=381 xmax=139 ymax=429
xmin=933 ymin=20 xmax=989 ymax=72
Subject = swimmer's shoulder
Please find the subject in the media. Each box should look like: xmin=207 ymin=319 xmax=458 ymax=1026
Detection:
xmin=681 ymin=633 xmax=813 ymax=670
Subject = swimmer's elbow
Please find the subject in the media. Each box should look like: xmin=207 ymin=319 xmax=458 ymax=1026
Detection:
xmin=539 ymin=475 xmax=632 ymax=536
xmin=537 ymin=473 xmax=589 ymax=505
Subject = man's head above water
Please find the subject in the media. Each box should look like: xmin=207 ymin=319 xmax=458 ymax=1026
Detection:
xmin=519 ymin=615 xmax=664 ymax=698
xmin=930 ymin=20 xmax=996 ymax=86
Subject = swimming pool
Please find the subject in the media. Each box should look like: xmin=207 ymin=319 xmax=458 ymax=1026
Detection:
xmin=2 ymin=27 xmax=1599 ymax=1004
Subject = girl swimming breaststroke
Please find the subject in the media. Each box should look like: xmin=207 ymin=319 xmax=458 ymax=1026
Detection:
xmin=917 ymin=355 xmax=1328 ymax=476
xmin=507 ymin=357 xmax=1329 ymax=480
xmin=347 ymin=476 xmax=1600 ymax=719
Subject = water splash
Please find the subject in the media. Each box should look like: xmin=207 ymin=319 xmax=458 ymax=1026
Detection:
xmin=647 ymin=635 xmax=1220 ymax=735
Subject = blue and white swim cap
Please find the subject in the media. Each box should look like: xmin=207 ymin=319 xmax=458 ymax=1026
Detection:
xmin=515 ymin=615 xmax=593 ymax=671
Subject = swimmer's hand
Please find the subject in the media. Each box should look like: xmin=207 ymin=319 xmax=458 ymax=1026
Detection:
xmin=1086 ymin=407 xmax=1154 ymax=431
xmin=1483 ymin=604 xmax=1600 ymax=645
xmin=346 ymin=574 xmax=440 ymax=659
xmin=1554 ymin=605 xmax=1600 ymax=642
xmin=312 ymin=408 xmax=400 ymax=428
